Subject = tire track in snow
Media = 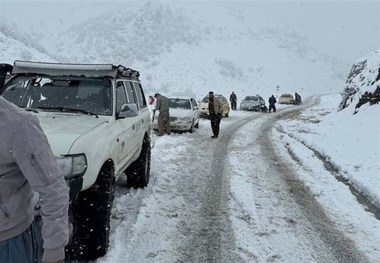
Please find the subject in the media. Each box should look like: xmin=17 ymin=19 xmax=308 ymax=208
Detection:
xmin=177 ymin=114 xmax=261 ymax=263
xmin=259 ymin=97 xmax=371 ymax=263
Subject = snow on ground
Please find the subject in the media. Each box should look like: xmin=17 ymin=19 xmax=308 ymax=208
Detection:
xmin=99 ymin=95 xmax=380 ymax=262
xmin=271 ymin=94 xmax=380 ymax=262
xmin=274 ymin=94 xmax=380 ymax=206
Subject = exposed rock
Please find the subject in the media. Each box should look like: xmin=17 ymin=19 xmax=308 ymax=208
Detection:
xmin=339 ymin=49 xmax=380 ymax=113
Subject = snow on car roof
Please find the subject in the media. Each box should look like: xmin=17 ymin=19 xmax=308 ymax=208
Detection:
xmin=11 ymin=61 xmax=140 ymax=80
xmin=13 ymin=60 xmax=116 ymax=78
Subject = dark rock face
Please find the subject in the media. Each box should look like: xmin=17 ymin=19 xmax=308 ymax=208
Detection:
xmin=339 ymin=50 xmax=380 ymax=112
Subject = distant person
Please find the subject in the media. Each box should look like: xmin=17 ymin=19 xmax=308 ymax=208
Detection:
xmin=268 ymin=95 xmax=277 ymax=113
xmin=208 ymin=91 xmax=223 ymax=138
xmin=0 ymin=65 xmax=69 ymax=263
xmin=229 ymin=91 xmax=237 ymax=110
xmin=154 ymin=93 xmax=171 ymax=136
xmin=295 ymin=92 xmax=302 ymax=104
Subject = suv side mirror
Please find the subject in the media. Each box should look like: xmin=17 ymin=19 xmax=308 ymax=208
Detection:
xmin=117 ymin=103 xmax=138 ymax=118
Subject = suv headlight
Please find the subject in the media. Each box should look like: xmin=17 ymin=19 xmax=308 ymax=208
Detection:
xmin=56 ymin=153 xmax=87 ymax=179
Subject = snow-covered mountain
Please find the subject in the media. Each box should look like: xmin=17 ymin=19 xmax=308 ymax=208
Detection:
xmin=1 ymin=1 xmax=350 ymax=100
xmin=0 ymin=19 xmax=55 ymax=63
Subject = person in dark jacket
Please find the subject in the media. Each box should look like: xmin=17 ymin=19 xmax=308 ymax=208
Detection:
xmin=154 ymin=93 xmax=171 ymax=136
xmin=229 ymin=91 xmax=237 ymax=110
xmin=268 ymin=95 xmax=277 ymax=113
xmin=0 ymin=65 xmax=69 ymax=263
xmin=295 ymin=92 xmax=302 ymax=104
xmin=208 ymin=91 xmax=223 ymax=138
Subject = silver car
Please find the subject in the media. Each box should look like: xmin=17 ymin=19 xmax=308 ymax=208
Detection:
xmin=240 ymin=95 xmax=266 ymax=111
xmin=153 ymin=96 xmax=200 ymax=133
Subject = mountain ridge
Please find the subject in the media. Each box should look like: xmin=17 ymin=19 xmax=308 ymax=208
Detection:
xmin=1 ymin=1 xmax=351 ymax=100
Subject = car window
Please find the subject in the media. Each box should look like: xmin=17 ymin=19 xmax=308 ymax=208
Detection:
xmin=202 ymin=96 xmax=209 ymax=103
xmin=191 ymin=98 xmax=197 ymax=107
xmin=116 ymin=81 xmax=127 ymax=114
xmin=169 ymin=98 xmax=191 ymax=109
xmin=244 ymin=96 xmax=258 ymax=101
xmin=133 ymin=82 xmax=147 ymax=109
xmin=123 ymin=81 xmax=137 ymax=104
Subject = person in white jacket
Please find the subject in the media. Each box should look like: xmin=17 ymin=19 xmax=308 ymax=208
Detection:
xmin=208 ymin=91 xmax=223 ymax=138
xmin=0 ymin=64 xmax=69 ymax=263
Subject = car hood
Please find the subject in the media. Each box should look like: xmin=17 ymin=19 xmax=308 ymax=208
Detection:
xmin=36 ymin=112 xmax=108 ymax=155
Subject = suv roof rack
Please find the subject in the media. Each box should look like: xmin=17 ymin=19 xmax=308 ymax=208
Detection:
xmin=12 ymin=60 xmax=140 ymax=80
xmin=116 ymin=65 xmax=140 ymax=80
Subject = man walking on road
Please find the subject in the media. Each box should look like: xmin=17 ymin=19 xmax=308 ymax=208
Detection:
xmin=268 ymin=95 xmax=277 ymax=113
xmin=154 ymin=93 xmax=171 ymax=136
xmin=229 ymin=91 xmax=237 ymax=110
xmin=208 ymin=91 xmax=223 ymax=138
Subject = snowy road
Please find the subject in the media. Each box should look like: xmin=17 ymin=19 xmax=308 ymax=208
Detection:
xmin=96 ymin=96 xmax=377 ymax=263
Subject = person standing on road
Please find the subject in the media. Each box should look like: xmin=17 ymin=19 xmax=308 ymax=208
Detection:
xmin=268 ymin=95 xmax=277 ymax=113
xmin=295 ymin=92 xmax=302 ymax=104
xmin=0 ymin=65 xmax=69 ymax=263
xmin=229 ymin=91 xmax=237 ymax=110
xmin=208 ymin=91 xmax=223 ymax=138
xmin=154 ymin=93 xmax=171 ymax=136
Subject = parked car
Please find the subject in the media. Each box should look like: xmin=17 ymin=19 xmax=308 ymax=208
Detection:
xmin=153 ymin=96 xmax=199 ymax=133
xmin=0 ymin=60 xmax=152 ymax=261
xmin=279 ymin=93 xmax=296 ymax=104
xmin=198 ymin=94 xmax=230 ymax=117
xmin=240 ymin=95 xmax=266 ymax=111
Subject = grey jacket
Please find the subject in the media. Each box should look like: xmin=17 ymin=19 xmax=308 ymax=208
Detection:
xmin=155 ymin=95 xmax=170 ymax=113
xmin=0 ymin=98 xmax=69 ymax=262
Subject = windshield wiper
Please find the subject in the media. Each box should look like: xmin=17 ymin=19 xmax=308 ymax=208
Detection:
xmin=25 ymin=107 xmax=39 ymax=113
xmin=35 ymin=106 xmax=99 ymax=117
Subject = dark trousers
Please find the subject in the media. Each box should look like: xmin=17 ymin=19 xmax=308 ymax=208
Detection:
xmin=158 ymin=110 xmax=170 ymax=135
xmin=0 ymin=220 xmax=41 ymax=263
xmin=210 ymin=114 xmax=221 ymax=136
xmin=231 ymin=100 xmax=237 ymax=110
xmin=269 ymin=104 xmax=276 ymax=112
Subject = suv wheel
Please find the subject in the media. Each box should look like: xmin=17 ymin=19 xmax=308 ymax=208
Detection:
xmin=126 ymin=136 xmax=151 ymax=188
xmin=66 ymin=162 xmax=115 ymax=261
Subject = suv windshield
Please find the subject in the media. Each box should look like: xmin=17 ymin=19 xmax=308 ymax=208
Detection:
xmin=2 ymin=76 xmax=112 ymax=116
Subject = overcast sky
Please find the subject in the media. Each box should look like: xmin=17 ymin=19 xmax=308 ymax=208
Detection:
xmin=256 ymin=1 xmax=380 ymax=63
xmin=0 ymin=0 xmax=379 ymax=64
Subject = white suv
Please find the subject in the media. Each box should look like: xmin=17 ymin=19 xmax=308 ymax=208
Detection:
xmin=0 ymin=61 xmax=152 ymax=260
